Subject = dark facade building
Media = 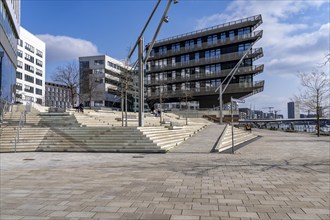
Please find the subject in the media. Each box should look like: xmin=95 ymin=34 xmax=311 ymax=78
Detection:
xmin=146 ymin=14 xmax=264 ymax=108
xmin=45 ymin=82 xmax=72 ymax=109
xmin=288 ymin=101 xmax=300 ymax=119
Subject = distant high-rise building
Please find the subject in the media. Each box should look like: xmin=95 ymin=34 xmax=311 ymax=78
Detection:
xmin=145 ymin=14 xmax=264 ymax=109
xmin=0 ymin=0 xmax=20 ymax=103
xmin=288 ymin=102 xmax=300 ymax=119
xmin=16 ymin=27 xmax=46 ymax=105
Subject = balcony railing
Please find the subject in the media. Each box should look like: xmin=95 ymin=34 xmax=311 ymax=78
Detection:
xmin=148 ymin=48 xmax=263 ymax=73
xmin=153 ymin=14 xmax=262 ymax=45
xmin=147 ymin=80 xmax=265 ymax=99
xmin=146 ymin=64 xmax=264 ymax=86
xmin=150 ymin=30 xmax=263 ymax=60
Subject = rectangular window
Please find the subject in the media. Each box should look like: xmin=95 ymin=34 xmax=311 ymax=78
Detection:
xmin=189 ymin=40 xmax=194 ymax=49
xmin=205 ymin=51 xmax=210 ymax=59
xmin=197 ymin=38 xmax=202 ymax=47
xmin=25 ymin=53 xmax=34 ymax=63
xmin=24 ymin=74 xmax=34 ymax=83
xmin=195 ymin=52 xmax=199 ymax=61
xmin=16 ymin=71 xmax=22 ymax=79
xmin=212 ymin=35 xmax=218 ymax=44
xmin=25 ymin=42 xmax=35 ymax=53
xmin=16 ymin=82 xmax=22 ymax=91
xmin=216 ymin=49 xmax=221 ymax=58
xmin=24 ymin=85 xmax=34 ymax=93
xmin=207 ymin=36 xmax=212 ymax=45
xmin=18 ymin=39 xmax=23 ymax=47
xmin=229 ymin=31 xmax=235 ymax=41
xmin=36 ymin=69 xmax=43 ymax=77
xmin=36 ymin=59 xmax=43 ymax=67
xmin=17 ymin=49 xmax=23 ymax=58
xmin=94 ymin=60 xmax=104 ymax=65
xmin=36 ymin=78 xmax=42 ymax=86
xmin=24 ymin=64 xmax=34 ymax=73
xmin=36 ymin=49 xmax=43 ymax=58
xmin=36 ymin=88 xmax=42 ymax=95
xmin=17 ymin=61 xmax=23 ymax=69
xmin=220 ymin=33 xmax=226 ymax=42
xmin=185 ymin=41 xmax=189 ymax=49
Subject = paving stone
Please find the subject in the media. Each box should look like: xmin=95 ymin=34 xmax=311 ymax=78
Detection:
xmin=1 ymin=129 xmax=329 ymax=220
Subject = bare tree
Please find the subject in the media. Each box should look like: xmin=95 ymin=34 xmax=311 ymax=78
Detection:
xmin=293 ymin=70 xmax=330 ymax=136
xmin=80 ymin=69 xmax=104 ymax=108
xmin=52 ymin=62 xmax=79 ymax=107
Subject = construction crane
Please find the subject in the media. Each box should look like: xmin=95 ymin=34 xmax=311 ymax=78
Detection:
xmin=262 ymin=107 xmax=274 ymax=113
xmin=274 ymin=110 xmax=281 ymax=119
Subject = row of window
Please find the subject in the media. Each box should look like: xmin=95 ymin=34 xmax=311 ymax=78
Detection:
xmin=46 ymin=87 xmax=70 ymax=93
xmin=151 ymin=27 xmax=252 ymax=56
xmin=45 ymin=94 xmax=70 ymax=101
xmin=16 ymin=83 xmax=43 ymax=95
xmin=17 ymin=61 xmax=44 ymax=76
xmin=147 ymin=64 xmax=222 ymax=82
xmin=148 ymin=76 xmax=252 ymax=94
xmin=16 ymin=71 xmax=43 ymax=85
xmin=45 ymin=100 xmax=70 ymax=108
xmin=148 ymin=43 xmax=251 ymax=70
xmin=18 ymin=39 xmax=44 ymax=58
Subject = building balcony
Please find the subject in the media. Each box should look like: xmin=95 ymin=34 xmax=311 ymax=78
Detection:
xmin=146 ymin=64 xmax=264 ymax=86
xmin=149 ymin=30 xmax=263 ymax=61
xmin=147 ymin=80 xmax=265 ymax=100
xmin=152 ymin=14 xmax=262 ymax=48
xmin=148 ymin=48 xmax=263 ymax=73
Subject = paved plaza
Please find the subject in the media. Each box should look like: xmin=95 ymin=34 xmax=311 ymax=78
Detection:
xmin=0 ymin=129 xmax=329 ymax=220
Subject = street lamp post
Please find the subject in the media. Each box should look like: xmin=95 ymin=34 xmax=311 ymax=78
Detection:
xmin=128 ymin=0 xmax=177 ymax=127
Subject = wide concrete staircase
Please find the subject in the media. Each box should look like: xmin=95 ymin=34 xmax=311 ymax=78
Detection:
xmin=216 ymin=125 xmax=258 ymax=153
xmin=1 ymin=104 xmax=210 ymax=153
xmin=138 ymin=124 xmax=208 ymax=151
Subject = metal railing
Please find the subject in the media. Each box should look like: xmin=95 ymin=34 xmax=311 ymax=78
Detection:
xmin=0 ymin=99 xmax=12 ymax=125
xmin=148 ymin=48 xmax=263 ymax=72
xmin=14 ymin=111 xmax=26 ymax=152
xmin=154 ymin=14 xmax=262 ymax=44
xmin=146 ymin=65 xmax=264 ymax=86
xmin=147 ymin=80 xmax=265 ymax=99
xmin=150 ymin=30 xmax=263 ymax=60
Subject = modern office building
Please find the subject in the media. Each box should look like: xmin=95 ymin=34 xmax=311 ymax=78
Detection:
xmin=288 ymin=101 xmax=300 ymax=119
xmin=0 ymin=0 xmax=20 ymax=103
xmin=16 ymin=27 xmax=46 ymax=104
xmin=146 ymin=14 xmax=264 ymax=109
xmin=79 ymin=55 xmax=133 ymax=108
xmin=45 ymin=82 xmax=72 ymax=108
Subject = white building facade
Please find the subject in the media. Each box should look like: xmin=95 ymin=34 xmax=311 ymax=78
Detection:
xmin=79 ymin=55 xmax=132 ymax=108
xmin=16 ymin=27 xmax=46 ymax=105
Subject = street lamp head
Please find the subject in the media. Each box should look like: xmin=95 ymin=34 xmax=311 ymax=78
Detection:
xmin=173 ymin=0 xmax=179 ymax=4
xmin=0 ymin=51 xmax=4 ymax=58
xmin=164 ymin=16 xmax=169 ymax=23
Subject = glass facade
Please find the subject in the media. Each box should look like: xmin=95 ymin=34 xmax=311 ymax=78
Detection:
xmin=1 ymin=0 xmax=19 ymax=103
xmin=0 ymin=45 xmax=16 ymax=102
xmin=0 ymin=0 xmax=18 ymax=52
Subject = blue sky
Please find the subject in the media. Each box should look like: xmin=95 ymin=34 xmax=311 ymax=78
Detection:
xmin=21 ymin=0 xmax=330 ymax=117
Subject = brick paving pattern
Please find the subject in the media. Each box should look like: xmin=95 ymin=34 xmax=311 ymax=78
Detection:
xmin=0 ymin=129 xmax=329 ymax=219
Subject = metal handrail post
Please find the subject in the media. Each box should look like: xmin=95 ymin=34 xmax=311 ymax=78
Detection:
xmin=231 ymin=97 xmax=234 ymax=154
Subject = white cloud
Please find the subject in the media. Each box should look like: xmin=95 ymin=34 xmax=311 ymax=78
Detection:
xmin=195 ymin=0 xmax=329 ymax=117
xmin=196 ymin=0 xmax=329 ymax=77
xmin=36 ymin=34 xmax=99 ymax=63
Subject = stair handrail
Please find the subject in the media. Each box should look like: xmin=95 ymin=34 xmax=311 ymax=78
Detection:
xmin=0 ymin=99 xmax=12 ymax=125
xmin=213 ymin=123 xmax=229 ymax=152
xmin=13 ymin=111 xmax=26 ymax=152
